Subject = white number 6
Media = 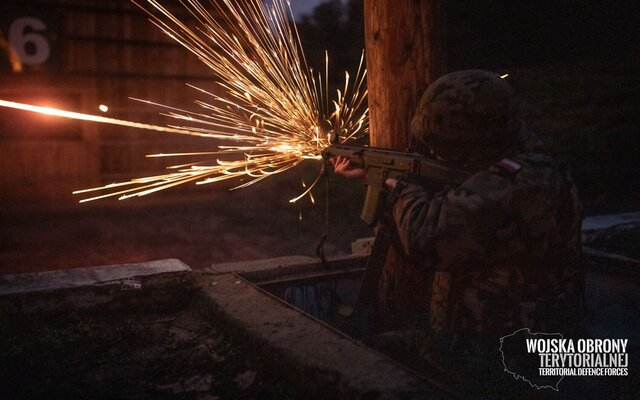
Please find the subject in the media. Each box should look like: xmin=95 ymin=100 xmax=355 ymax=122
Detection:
xmin=8 ymin=17 xmax=51 ymax=66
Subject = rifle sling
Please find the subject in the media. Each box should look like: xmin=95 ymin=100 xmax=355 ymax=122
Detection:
xmin=350 ymin=225 xmax=392 ymax=318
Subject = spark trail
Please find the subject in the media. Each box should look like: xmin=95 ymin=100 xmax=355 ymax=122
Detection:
xmin=0 ymin=0 xmax=368 ymax=203
xmin=0 ymin=99 xmax=196 ymax=135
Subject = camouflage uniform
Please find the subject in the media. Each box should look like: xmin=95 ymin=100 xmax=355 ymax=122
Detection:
xmin=384 ymin=71 xmax=584 ymax=354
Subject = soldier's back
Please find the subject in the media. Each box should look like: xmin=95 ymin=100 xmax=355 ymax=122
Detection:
xmin=433 ymin=132 xmax=583 ymax=351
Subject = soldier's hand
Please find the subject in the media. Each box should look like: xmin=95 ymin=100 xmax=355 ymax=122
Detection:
xmin=385 ymin=178 xmax=398 ymax=190
xmin=329 ymin=156 xmax=366 ymax=180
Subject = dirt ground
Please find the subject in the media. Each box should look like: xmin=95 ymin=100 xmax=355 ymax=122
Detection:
xmin=0 ymin=293 xmax=301 ymax=399
xmin=0 ymin=169 xmax=371 ymax=275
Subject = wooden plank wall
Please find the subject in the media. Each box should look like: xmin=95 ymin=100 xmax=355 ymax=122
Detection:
xmin=0 ymin=0 xmax=219 ymax=206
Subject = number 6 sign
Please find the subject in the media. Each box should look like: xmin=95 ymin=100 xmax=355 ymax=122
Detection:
xmin=8 ymin=17 xmax=51 ymax=66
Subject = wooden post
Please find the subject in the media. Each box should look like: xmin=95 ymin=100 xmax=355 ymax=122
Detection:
xmin=364 ymin=0 xmax=447 ymax=149
xmin=363 ymin=0 xmax=447 ymax=329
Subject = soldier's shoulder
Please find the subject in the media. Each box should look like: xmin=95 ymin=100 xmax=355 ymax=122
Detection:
xmin=455 ymin=149 xmax=563 ymax=197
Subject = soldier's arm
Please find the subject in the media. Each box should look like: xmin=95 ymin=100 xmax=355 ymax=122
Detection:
xmin=389 ymin=173 xmax=506 ymax=267
xmin=390 ymin=182 xmax=445 ymax=257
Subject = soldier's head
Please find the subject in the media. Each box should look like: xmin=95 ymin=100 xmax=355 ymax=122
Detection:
xmin=410 ymin=70 xmax=520 ymax=168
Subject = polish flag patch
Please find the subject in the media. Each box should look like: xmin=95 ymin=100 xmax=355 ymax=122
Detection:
xmin=496 ymin=158 xmax=523 ymax=173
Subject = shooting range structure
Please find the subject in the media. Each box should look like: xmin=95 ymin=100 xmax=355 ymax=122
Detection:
xmin=0 ymin=0 xmax=216 ymax=206
xmin=1 ymin=214 xmax=640 ymax=398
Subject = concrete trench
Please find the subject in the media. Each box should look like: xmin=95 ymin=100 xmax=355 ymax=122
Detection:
xmin=0 ymin=255 xmax=452 ymax=399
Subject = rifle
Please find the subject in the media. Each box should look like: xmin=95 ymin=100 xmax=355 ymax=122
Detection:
xmin=321 ymin=143 xmax=469 ymax=325
xmin=321 ymin=143 xmax=469 ymax=226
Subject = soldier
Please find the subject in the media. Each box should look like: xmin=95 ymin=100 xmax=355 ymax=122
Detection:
xmin=331 ymin=70 xmax=584 ymax=361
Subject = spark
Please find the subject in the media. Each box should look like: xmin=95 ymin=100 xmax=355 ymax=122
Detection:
xmin=0 ymin=0 xmax=368 ymax=203
xmin=99 ymin=104 xmax=109 ymax=112
xmin=500 ymin=73 xmax=509 ymax=79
